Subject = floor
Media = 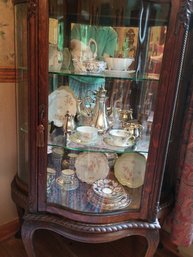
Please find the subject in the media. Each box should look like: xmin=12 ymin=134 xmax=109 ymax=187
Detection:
xmin=0 ymin=230 xmax=181 ymax=257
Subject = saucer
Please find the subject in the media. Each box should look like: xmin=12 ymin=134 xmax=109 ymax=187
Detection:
xmin=69 ymin=132 xmax=99 ymax=145
xmin=104 ymin=70 xmax=135 ymax=77
xmin=103 ymin=135 xmax=135 ymax=148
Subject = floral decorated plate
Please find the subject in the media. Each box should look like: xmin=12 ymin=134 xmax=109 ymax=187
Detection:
xmin=114 ymin=152 xmax=146 ymax=188
xmin=92 ymin=179 xmax=126 ymax=199
xmin=87 ymin=179 xmax=131 ymax=211
xmin=48 ymin=86 xmax=77 ymax=125
xmin=75 ymin=152 xmax=109 ymax=184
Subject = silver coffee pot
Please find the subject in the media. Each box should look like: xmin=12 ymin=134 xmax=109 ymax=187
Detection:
xmin=91 ymin=87 xmax=110 ymax=133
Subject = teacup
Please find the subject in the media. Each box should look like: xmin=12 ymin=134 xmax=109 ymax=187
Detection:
xmin=61 ymin=169 xmax=75 ymax=184
xmin=97 ymin=61 xmax=107 ymax=72
xmin=76 ymin=60 xmax=106 ymax=73
xmin=109 ymin=129 xmax=135 ymax=147
xmin=76 ymin=126 xmax=98 ymax=143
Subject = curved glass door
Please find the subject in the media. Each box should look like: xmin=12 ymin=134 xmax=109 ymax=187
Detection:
xmin=46 ymin=0 xmax=169 ymax=214
xmin=15 ymin=3 xmax=29 ymax=184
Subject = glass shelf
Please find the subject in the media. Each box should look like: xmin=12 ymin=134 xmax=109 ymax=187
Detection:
xmin=48 ymin=132 xmax=150 ymax=154
xmin=49 ymin=69 xmax=160 ymax=82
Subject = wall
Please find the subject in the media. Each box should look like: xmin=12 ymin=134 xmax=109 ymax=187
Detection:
xmin=0 ymin=0 xmax=17 ymax=225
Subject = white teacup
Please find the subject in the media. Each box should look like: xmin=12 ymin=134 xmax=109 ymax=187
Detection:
xmin=76 ymin=126 xmax=98 ymax=143
xmin=61 ymin=169 xmax=75 ymax=184
xmin=109 ymin=129 xmax=135 ymax=147
xmin=105 ymin=57 xmax=134 ymax=71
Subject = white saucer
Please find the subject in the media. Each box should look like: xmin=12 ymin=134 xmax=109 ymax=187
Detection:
xmin=103 ymin=135 xmax=135 ymax=148
xmin=104 ymin=70 xmax=135 ymax=77
xmin=69 ymin=132 xmax=99 ymax=146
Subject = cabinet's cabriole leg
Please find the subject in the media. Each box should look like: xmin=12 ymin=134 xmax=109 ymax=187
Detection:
xmin=21 ymin=220 xmax=37 ymax=257
xmin=144 ymin=229 xmax=159 ymax=257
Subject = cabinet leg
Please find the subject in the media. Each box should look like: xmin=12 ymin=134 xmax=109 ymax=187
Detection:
xmin=15 ymin=206 xmax=25 ymax=238
xmin=144 ymin=229 xmax=159 ymax=257
xmin=21 ymin=220 xmax=37 ymax=257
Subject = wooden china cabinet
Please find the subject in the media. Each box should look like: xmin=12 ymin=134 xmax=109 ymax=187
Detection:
xmin=11 ymin=0 xmax=193 ymax=256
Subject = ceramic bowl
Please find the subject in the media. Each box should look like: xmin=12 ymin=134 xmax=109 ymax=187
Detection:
xmin=105 ymin=57 xmax=134 ymax=71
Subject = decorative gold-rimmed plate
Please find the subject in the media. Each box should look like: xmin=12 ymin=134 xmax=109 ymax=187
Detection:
xmin=48 ymin=86 xmax=77 ymax=125
xmin=92 ymin=179 xmax=126 ymax=199
xmin=114 ymin=152 xmax=146 ymax=188
xmin=75 ymin=152 xmax=109 ymax=184
xmin=87 ymin=179 xmax=131 ymax=211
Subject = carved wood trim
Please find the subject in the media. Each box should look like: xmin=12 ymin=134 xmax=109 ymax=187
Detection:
xmin=24 ymin=214 xmax=161 ymax=233
xmin=176 ymin=0 xmax=193 ymax=31
xmin=0 ymin=67 xmax=16 ymax=83
xmin=21 ymin=214 xmax=160 ymax=256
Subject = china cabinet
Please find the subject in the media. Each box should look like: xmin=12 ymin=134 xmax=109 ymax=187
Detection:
xmin=11 ymin=0 xmax=193 ymax=256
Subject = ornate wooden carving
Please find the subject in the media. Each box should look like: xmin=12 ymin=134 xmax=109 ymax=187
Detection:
xmin=23 ymin=214 xmax=161 ymax=233
xmin=177 ymin=0 xmax=193 ymax=30
xmin=28 ymin=0 xmax=38 ymax=18
xmin=22 ymin=213 xmax=160 ymax=257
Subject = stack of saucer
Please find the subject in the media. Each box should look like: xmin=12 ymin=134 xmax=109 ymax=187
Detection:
xmin=87 ymin=179 xmax=131 ymax=211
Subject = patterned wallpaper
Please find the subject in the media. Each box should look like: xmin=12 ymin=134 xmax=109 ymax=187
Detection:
xmin=0 ymin=0 xmax=15 ymax=66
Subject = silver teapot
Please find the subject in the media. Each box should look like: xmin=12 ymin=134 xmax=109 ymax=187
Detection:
xmin=91 ymin=87 xmax=110 ymax=133
xmin=75 ymin=87 xmax=110 ymax=133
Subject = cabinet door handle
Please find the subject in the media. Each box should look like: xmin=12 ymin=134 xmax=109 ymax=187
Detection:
xmin=37 ymin=104 xmax=45 ymax=147
xmin=37 ymin=124 xmax=45 ymax=147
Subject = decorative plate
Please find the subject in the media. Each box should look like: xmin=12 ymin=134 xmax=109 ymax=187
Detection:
xmin=114 ymin=152 xmax=146 ymax=188
xmin=92 ymin=179 xmax=126 ymax=199
xmin=48 ymin=86 xmax=77 ymax=125
xmin=75 ymin=152 xmax=109 ymax=184
xmin=87 ymin=179 xmax=131 ymax=211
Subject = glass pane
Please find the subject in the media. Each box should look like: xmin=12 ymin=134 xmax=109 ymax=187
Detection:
xmin=47 ymin=0 xmax=170 ymax=214
xmin=15 ymin=4 xmax=28 ymax=184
